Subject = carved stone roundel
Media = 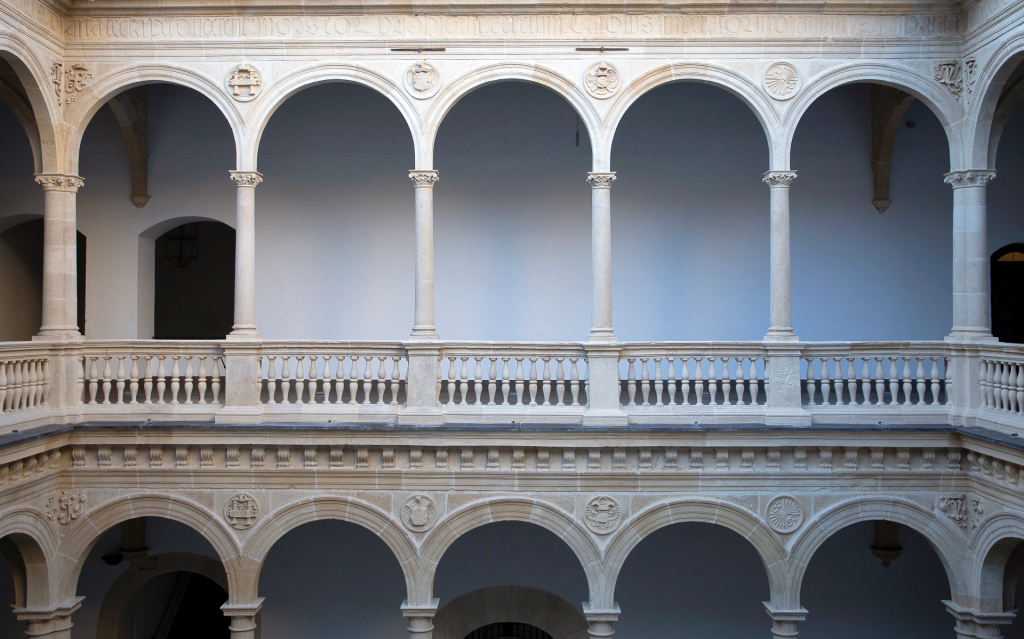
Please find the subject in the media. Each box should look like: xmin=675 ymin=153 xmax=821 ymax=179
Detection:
xmin=405 ymin=63 xmax=441 ymax=99
xmin=765 ymin=495 xmax=804 ymax=534
xmin=226 ymin=64 xmax=262 ymax=102
xmin=763 ymin=62 xmax=800 ymax=100
xmin=225 ymin=493 xmax=260 ymax=529
xmin=584 ymin=496 xmax=622 ymax=534
xmin=584 ymin=61 xmax=621 ymax=99
xmin=402 ymin=494 xmax=438 ymax=532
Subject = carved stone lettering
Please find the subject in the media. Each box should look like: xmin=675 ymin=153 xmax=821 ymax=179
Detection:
xmin=938 ymin=494 xmax=967 ymax=528
xmin=934 ymin=60 xmax=963 ymax=99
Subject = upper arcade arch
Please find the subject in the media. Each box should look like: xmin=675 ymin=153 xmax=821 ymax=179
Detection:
xmin=604 ymin=62 xmax=782 ymax=170
xmin=422 ymin=63 xmax=603 ymax=171
xmin=0 ymin=34 xmax=60 ymax=173
xmin=780 ymin=63 xmax=965 ymax=171
xmin=246 ymin=63 xmax=423 ymax=171
xmin=63 ymin=65 xmax=246 ymax=174
xmin=966 ymin=35 xmax=1024 ymax=171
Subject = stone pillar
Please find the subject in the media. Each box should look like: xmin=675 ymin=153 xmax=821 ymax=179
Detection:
xmin=402 ymin=599 xmax=439 ymax=639
xmin=400 ymin=342 xmax=442 ymax=425
xmin=587 ymin=172 xmax=616 ymax=343
xmin=762 ymin=171 xmax=797 ymax=341
xmin=228 ymin=171 xmax=262 ymax=340
xmin=33 ymin=174 xmax=84 ymax=340
xmin=14 ymin=597 xmax=83 ymax=638
xmin=409 ymin=171 xmax=440 ymax=341
xmin=583 ymin=603 xmax=620 ymax=639
xmin=944 ymin=170 xmax=996 ymax=341
xmin=764 ymin=603 xmax=807 ymax=639
xmin=944 ymin=601 xmax=1015 ymax=638
xmin=222 ymin=599 xmax=263 ymax=639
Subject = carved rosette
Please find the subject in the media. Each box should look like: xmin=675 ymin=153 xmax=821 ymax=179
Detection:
xmin=227 ymin=64 xmax=262 ymax=102
xmin=586 ymin=172 xmax=616 ymax=188
xmin=46 ymin=490 xmax=86 ymax=526
xmin=409 ymin=170 xmax=440 ymax=187
xmin=765 ymin=496 xmax=804 ymax=534
xmin=230 ymin=171 xmax=264 ymax=187
xmin=224 ymin=493 xmax=260 ymax=530
xmin=583 ymin=496 xmax=622 ymax=534
xmin=35 ymin=174 xmax=84 ymax=193
xmin=763 ymin=63 xmax=800 ymax=100
xmin=402 ymin=494 xmax=438 ymax=532
xmin=584 ymin=61 xmax=621 ymax=99
xmin=405 ymin=63 xmax=441 ymax=99
xmin=762 ymin=171 xmax=797 ymax=188
xmin=943 ymin=170 xmax=996 ymax=188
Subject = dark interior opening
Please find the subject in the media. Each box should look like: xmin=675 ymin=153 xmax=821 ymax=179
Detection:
xmin=992 ymin=243 xmax=1024 ymax=344
xmin=464 ymin=623 xmax=554 ymax=639
xmin=154 ymin=221 xmax=234 ymax=339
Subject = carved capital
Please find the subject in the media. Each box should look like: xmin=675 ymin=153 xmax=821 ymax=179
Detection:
xmin=230 ymin=171 xmax=263 ymax=187
xmin=762 ymin=171 xmax=797 ymax=187
xmin=586 ymin=172 xmax=616 ymax=188
xmin=409 ymin=170 xmax=439 ymax=187
xmin=943 ymin=170 xmax=995 ymax=188
xmin=34 ymin=173 xmax=84 ymax=193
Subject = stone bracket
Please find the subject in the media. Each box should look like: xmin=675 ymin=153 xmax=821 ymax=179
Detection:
xmin=107 ymin=86 xmax=150 ymax=208
xmin=869 ymin=85 xmax=915 ymax=214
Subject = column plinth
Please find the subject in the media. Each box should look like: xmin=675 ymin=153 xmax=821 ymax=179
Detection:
xmin=944 ymin=170 xmax=998 ymax=342
xmin=763 ymin=170 xmax=797 ymax=342
xmin=33 ymin=174 xmax=84 ymax=341
xmin=409 ymin=170 xmax=440 ymax=341
xmin=587 ymin=172 xmax=616 ymax=343
xmin=228 ymin=171 xmax=262 ymax=340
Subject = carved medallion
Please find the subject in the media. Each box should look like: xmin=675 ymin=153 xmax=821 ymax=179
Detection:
xmin=402 ymin=495 xmax=438 ymax=532
xmin=226 ymin=64 xmax=262 ymax=102
xmin=938 ymin=494 xmax=967 ymax=528
xmin=765 ymin=496 xmax=804 ymax=534
xmin=224 ymin=493 xmax=259 ymax=529
xmin=584 ymin=62 xmax=620 ymax=99
xmin=763 ymin=62 xmax=800 ymax=100
xmin=405 ymin=63 xmax=441 ymax=99
xmin=934 ymin=60 xmax=963 ymax=99
xmin=46 ymin=490 xmax=86 ymax=526
xmin=584 ymin=496 xmax=622 ymax=534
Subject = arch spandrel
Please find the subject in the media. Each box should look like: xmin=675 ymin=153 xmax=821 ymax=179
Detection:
xmin=62 ymin=64 xmax=246 ymax=174
xmin=244 ymin=62 xmax=424 ymax=172
xmin=0 ymin=32 xmax=62 ymax=173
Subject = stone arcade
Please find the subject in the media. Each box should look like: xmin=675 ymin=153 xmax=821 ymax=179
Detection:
xmin=2 ymin=0 xmax=1024 ymax=637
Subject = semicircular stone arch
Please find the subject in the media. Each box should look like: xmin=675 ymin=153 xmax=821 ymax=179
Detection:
xmin=965 ymin=35 xmax=1024 ymax=171
xmin=432 ymin=585 xmax=589 ymax=639
xmin=969 ymin=512 xmax=1024 ymax=612
xmin=0 ymin=33 xmax=61 ymax=172
xmin=0 ymin=506 xmax=60 ymax=608
xmin=244 ymin=62 xmax=424 ymax=171
xmin=63 ymin=64 xmax=246 ymax=174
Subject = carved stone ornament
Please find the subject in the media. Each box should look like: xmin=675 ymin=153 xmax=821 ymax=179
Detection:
xmin=584 ymin=496 xmax=622 ymax=534
xmin=964 ymin=58 xmax=978 ymax=103
xmin=938 ymin=494 xmax=967 ymax=528
xmin=943 ymin=170 xmax=996 ymax=188
xmin=46 ymin=490 xmax=86 ymax=525
xmin=409 ymin=170 xmax=440 ymax=187
xmin=230 ymin=171 xmax=263 ymax=187
xmin=762 ymin=171 xmax=797 ymax=187
xmin=763 ymin=62 xmax=800 ymax=100
xmin=934 ymin=60 xmax=963 ymax=99
xmin=405 ymin=63 xmax=441 ymax=99
xmin=224 ymin=493 xmax=260 ymax=529
xmin=765 ymin=495 xmax=804 ymax=534
xmin=62 ymin=63 xmax=92 ymax=105
xmin=51 ymin=61 xmax=63 ymax=97
xmin=584 ymin=61 xmax=621 ymax=99
xmin=586 ymin=172 xmax=616 ymax=188
xmin=34 ymin=174 xmax=84 ymax=192
xmin=226 ymin=64 xmax=262 ymax=102
xmin=402 ymin=494 xmax=438 ymax=532
xmin=971 ymin=498 xmax=985 ymax=531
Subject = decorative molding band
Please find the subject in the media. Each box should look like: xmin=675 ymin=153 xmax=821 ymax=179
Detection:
xmin=943 ymin=170 xmax=996 ymax=188
xmin=409 ymin=170 xmax=440 ymax=187
xmin=762 ymin=171 xmax=797 ymax=187
xmin=34 ymin=174 xmax=84 ymax=192
xmin=587 ymin=172 xmax=616 ymax=188
xmin=230 ymin=171 xmax=264 ymax=187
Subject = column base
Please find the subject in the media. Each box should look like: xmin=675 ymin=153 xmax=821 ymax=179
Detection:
xmin=32 ymin=330 xmax=84 ymax=342
xmin=764 ymin=603 xmax=807 ymax=639
xmin=588 ymin=328 xmax=617 ymax=343
xmin=222 ymin=599 xmax=263 ymax=639
xmin=402 ymin=599 xmax=439 ymax=639
xmin=945 ymin=331 xmax=998 ymax=343
xmin=226 ymin=328 xmax=262 ymax=341
xmin=763 ymin=329 xmax=799 ymax=342
xmin=408 ymin=327 xmax=440 ymax=341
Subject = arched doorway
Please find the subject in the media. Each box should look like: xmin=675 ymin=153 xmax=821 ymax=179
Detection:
xmin=992 ymin=243 xmax=1024 ymax=343
xmin=466 ymin=622 xmax=554 ymax=639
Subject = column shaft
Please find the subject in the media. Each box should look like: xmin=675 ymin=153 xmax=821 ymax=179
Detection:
xmin=229 ymin=171 xmax=262 ymax=339
xmin=946 ymin=170 xmax=996 ymax=339
xmin=34 ymin=174 xmax=83 ymax=339
xmin=410 ymin=171 xmax=439 ymax=340
xmin=588 ymin=172 xmax=615 ymax=342
xmin=763 ymin=171 xmax=797 ymax=341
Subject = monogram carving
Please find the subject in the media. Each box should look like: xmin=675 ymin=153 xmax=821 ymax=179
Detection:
xmin=939 ymin=494 xmax=967 ymax=528
xmin=934 ymin=60 xmax=963 ymax=99
xmin=584 ymin=496 xmax=622 ymax=534
xmin=225 ymin=493 xmax=259 ymax=529
xmin=765 ymin=496 xmax=803 ymax=534
xmin=584 ymin=61 xmax=620 ymax=99
xmin=51 ymin=61 xmax=62 ymax=97
xmin=405 ymin=63 xmax=440 ymax=99
xmin=227 ymin=64 xmax=262 ymax=101
xmin=763 ymin=62 xmax=800 ymax=100
xmin=46 ymin=490 xmax=86 ymax=525
xmin=63 ymin=63 xmax=91 ymax=104
xmin=402 ymin=495 xmax=438 ymax=532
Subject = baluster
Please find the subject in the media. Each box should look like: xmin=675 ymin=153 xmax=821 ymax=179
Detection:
xmin=708 ymin=357 xmax=718 ymax=405
xmin=458 ymin=357 xmax=469 ymax=406
xmin=488 ymin=358 xmax=498 ymax=406
xmin=858 ymin=359 xmax=870 ymax=405
xmin=101 ymin=357 xmax=113 ymax=404
xmin=8 ymin=361 xmax=19 ymax=411
xmin=501 ymin=357 xmax=511 ymax=406
xmin=626 ymin=358 xmax=637 ymax=407
xmin=640 ymin=358 xmax=650 ymax=407
xmin=681 ymin=358 xmax=691 ymax=405
xmin=820 ymin=358 xmax=831 ymax=406
xmin=280 ymin=357 xmax=293 ymax=406
xmin=128 ymin=356 xmax=140 ymax=404
xmin=143 ymin=356 xmax=154 ymax=404
xmin=212 ymin=358 xmax=222 ymax=404
xmin=845 ymin=358 xmax=857 ymax=406
xmin=978 ymin=360 xmax=989 ymax=408
xmin=76 ymin=357 xmax=85 ymax=405
xmin=15 ymin=361 xmax=26 ymax=410
xmin=196 ymin=357 xmax=208 ymax=405
xmin=371 ymin=357 xmax=384 ymax=406
xmin=334 ymin=356 xmax=345 ymax=404
xmin=391 ymin=356 xmax=402 ymax=406
xmin=0 ymin=361 xmax=8 ymax=413
xmin=871 ymin=358 xmax=884 ymax=406
xmin=901 ymin=358 xmax=913 ymax=407
xmin=541 ymin=358 xmax=553 ymax=406
xmin=805 ymin=359 xmax=817 ymax=406
xmin=555 ymin=358 xmax=567 ymax=407
xmin=932 ymin=358 xmax=943 ymax=406
xmin=666 ymin=359 xmax=677 ymax=406
xmin=435 ymin=357 xmax=443 ymax=405
xmin=515 ymin=358 xmax=525 ymax=406
xmin=20 ymin=362 xmax=32 ymax=410
xmin=445 ymin=356 xmax=457 ymax=405
xmin=888 ymin=358 xmax=899 ymax=406
xmin=169 ymin=357 xmax=181 ymax=405
xmin=25 ymin=360 xmax=37 ymax=409
xmin=1001 ymin=361 xmax=1012 ymax=412
xmin=293 ymin=356 xmax=306 ymax=405
xmin=985 ymin=360 xmax=996 ymax=409
xmin=474 ymin=357 xmax=484 ymax=406
xmin=88 ymin=356 xmax=100 ymax=405
xmin=154 ymin=356 xmax=166 ymax=405
xmin=653 ymin=358 xmax=664 ymax=407
xmin=184 ymin=357 xmax=195 ymax=405
xmin=915 ymin=359 xmax=926 ymax=406
xmin=266 ymin=357 xmax=278 ymax=405
xmin=362 ymin=356 xmax=374 ymax=405
xmin=734 ymin=357 xmax=745 ymax=406
xmin=310 ymin=357 xmax=322 ymax=405
xmin=1007 ymin=363 xmax=1019 ymax=414
xmin=722 ymin=358 xmax=734 ymax=406
xmin=40 ymin=359 xmax=50 ymax=406
xmin=528 ymin=357 xmax=539 ymax=406
xmin=1016 ymin=363 xmax=1024 ymax=415
xmin=832 ymin=358 xmax=845 ymax=406
xmin=695 ymin=358 xmax=705 ymax=406
xmin=570 ymin=358 xmax=581 ymax=407
xmin=994 ymin=361 xmax=1005 ymax=411
xmin=751 ymin=358 xmax=761 ymax=405
xmin=348 ymin=357 xmax=360 ymax=406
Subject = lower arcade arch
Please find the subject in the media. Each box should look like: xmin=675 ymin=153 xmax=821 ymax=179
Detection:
xmin=432 ymin=586 xmax=589 ymax=639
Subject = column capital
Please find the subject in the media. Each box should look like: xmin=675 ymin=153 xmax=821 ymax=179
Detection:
xmin=944 ymin=170 xmax=996 ymax=188
xmin=230 ymin=171 xmax=263 ymax=187
xmin=13 ymin=597 xmax=84 ymax=622
xmin=400 ymin=599 xmax=440 ymax=617
xmin=763 ymin=171 xmax=797 ymax=187
xmin=944 ymin=600 xmax=1015 ymax=638
xmin=587 ymin=172 xmax=616 ymax=188
xmin=34 ymin=173 xmax=84 ymax=192
xmin=409 ymin=170 xmax=439 ymax=187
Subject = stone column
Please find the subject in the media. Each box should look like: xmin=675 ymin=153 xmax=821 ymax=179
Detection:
xmin=409 ymin=171 xmax=440 ymax=341
xmin=587 ymin=172 xmax=616 ymax=342
xmin=762 ymin=171 xmax=797 ymax=341
xmin=764 ymin=603 xmax=807 ymax=639
xmin=222 ymin=599 xmax=263 ymax=639
xmin=944 ymin=601 xmax=1015 ymax=638
xmin=33 ymin=174 xmax=84 ymax=340
xmin=583 ymin=604 xmax=620 ymax=639
xmin=14 ymin=597 xmax=83 ymax=638
xmin=228 ymin=171 xmax=262 ymax=339
xmin=944 ymin=170 xmax=996 ymax=341
xmin=402 ymin=599 xmax=439 ymax=639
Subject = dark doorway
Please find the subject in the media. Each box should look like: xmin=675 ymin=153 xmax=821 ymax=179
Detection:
xmin=992 ymin=243 xmax=1024 ymax=344
xmin=137 ymin=571 xmax=230 ymax=639
xmin=154 ymin=221 xmax=234 ymax=339
xmin=465 ymin=623 xmax=554 ymax=639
